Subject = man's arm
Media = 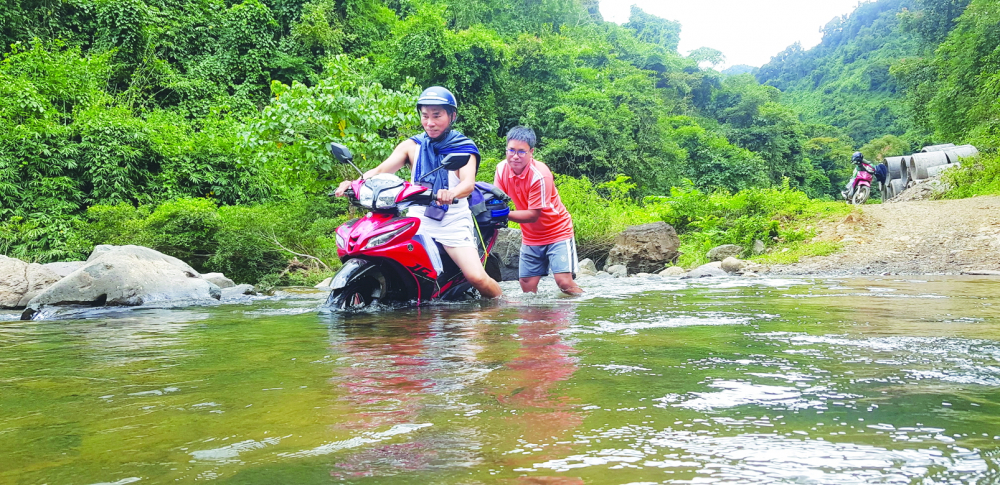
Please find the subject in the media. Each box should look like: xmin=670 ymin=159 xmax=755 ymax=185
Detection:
xmin=507 ymin=170 xmax=544 ymax=224
xmin=509 ymin=208 xmax=541 ymax=224
xmin=335 ymin=139 xmax=416 ymax=196
xmin=433 ymin=154 xmax=478 ymax=204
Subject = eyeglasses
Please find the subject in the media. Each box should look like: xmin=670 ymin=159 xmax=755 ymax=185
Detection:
xmin=506 ymin=148 xmax=530 ymax=157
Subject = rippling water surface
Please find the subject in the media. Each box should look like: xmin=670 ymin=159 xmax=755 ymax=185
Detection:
xmin=2 ymin=275 xmax=1000 ymax=484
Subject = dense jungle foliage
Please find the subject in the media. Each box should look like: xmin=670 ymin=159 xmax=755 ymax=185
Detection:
xmin=1 ymin=0 xmax=998 ymax=283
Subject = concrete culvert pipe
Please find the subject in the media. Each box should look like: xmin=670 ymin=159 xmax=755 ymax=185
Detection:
xmin=898 ymin=157 xmax=911 ymax=187
xmin=921 ymin=143 xmax=956 ymax=152
xmin=889 ymin=178 xmax=904 ymax=198
xmin=926 ymin=163 xmax=961 ymax=178
xmin=909 ymin=151 xmax=950 ymax=180
xmin=944 ymin=145 xmax=979 ymax=163
xmin=885 ymin=156 xmax=905 ymax=180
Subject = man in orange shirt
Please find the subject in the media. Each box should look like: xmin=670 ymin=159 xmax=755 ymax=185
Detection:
xmin=494 ymin=126 xmax=583 ymax=295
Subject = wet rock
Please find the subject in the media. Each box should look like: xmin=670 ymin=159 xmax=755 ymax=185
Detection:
xmin=963 ymin=270 xmax=1000 ymax=276
xmin=578 ymin=258 xmax=598 ymax=276
xmin=721 ymin=257 xmax=744 ymax=274
xmin=222 ymin=284 xmax=258 ymax=299
xmin=42 ymin=261 xmax=86 ymax=278
xmin=315 ymin=277 xmax=334 ymax=288
xmin=1 ymin=256 xmax=63 ymax=309
xmin=605 ymin=222 xmax=680 ymax=274
xmin=490 ymin=228 xmax=522 ymax=281
xmin=659 ymin=266 xmax=687 ymax=277
xmin=681 ymin=264 xmax=728 ymax=279
xmin=707 ymin=244 xmax=743 ymax=262
xmin=753 ymin=240 xmax=766 ymax=256
xmin=605 ymin=264 xmax=628 ymax=278
xmin=202 ymin=273 xmax=235 ymax=288
xmin=635 ymin=273 xmax=653 ymax=278
xmin=21 ymin=245 xmax=221 ymax=320
xmin=595 ymin=271 xmax=611 ymax=278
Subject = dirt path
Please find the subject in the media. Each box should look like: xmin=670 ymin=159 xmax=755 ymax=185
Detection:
xmin=767 ymin=195 xmax=1000 ymax=275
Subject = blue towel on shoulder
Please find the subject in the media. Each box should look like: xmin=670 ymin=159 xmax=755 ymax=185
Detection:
xmin=411 ymin=130 xmax=480 ymax=216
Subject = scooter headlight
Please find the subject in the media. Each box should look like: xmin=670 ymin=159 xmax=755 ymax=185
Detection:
xmin=363 ymin=222 xmax=414 ymax=250
xmin=358 ymin=185 xmax=375 ymax=208
xmin=335 ymin=231 xmax=347 ymax=249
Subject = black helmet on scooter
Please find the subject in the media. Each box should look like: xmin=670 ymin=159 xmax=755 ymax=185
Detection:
xmin=852 ymin=152 xmax=864 ymax=164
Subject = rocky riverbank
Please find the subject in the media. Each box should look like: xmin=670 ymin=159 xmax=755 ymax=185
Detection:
xmin=765 ymin=195 xmax=1000 ymax=276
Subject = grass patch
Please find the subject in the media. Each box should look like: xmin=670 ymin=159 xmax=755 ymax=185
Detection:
xmin=752 ymin=240 xmax=843 ymax=265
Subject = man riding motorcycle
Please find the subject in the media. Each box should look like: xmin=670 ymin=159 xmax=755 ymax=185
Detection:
xmin=843 ymin=151 xmax=875 ymax=200
xmin=333 ymin=86 xmax=502 ymax=299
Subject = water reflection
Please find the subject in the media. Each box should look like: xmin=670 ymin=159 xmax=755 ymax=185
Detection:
xmin=490 ymin=304 xmax=585 ymax=481
xmin=304 ymin=303 xmax=587 ymax=481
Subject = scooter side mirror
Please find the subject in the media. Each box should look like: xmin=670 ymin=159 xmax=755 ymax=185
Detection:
xmin=328 ymin=143 xmax=354 ymax=164
xmin=441 ymin=153 xmax=471 ymax=171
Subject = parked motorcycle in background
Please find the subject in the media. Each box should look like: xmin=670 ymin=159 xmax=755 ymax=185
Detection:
xmin=843 ymin=159 xmax=876 ymax=205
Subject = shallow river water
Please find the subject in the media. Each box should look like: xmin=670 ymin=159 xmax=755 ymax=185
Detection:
xmin=2 ymin=275 xmax=1000 ymax=484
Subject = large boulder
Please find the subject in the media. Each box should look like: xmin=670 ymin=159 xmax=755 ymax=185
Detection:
xmin=42 ymin=261 xmax=86 ymax=278
xmin=707 ymin=244 xmax=743 ymax=262
xmin=1 ymin=256 xmax=63 ymax=309
xmin=489 ymin=228 xmax=522 ymax=282
xmin=21 ymin=245 xmax=221 ymax=320
xmin=605 ymin=222 xmax=681 ymax=274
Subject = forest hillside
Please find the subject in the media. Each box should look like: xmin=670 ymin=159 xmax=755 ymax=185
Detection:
xmin=1 ymin=0 xmax=998 ymax=284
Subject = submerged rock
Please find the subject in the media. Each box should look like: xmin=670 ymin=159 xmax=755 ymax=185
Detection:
xmin=681 ymin=264 xmax=728 ymax=279
xmin=222 ymin=284 xmax=259 ymax=300
xmin=0 ymin=256 xmax=62 ymax=309
xmin=606 ymin=222 xmax=680 ymax=274
xmin=21 ymin=245 xmax=221 ymax=320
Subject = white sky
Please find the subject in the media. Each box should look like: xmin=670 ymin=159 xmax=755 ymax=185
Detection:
xmin=600 ymin=0 xmax=867 ymax=69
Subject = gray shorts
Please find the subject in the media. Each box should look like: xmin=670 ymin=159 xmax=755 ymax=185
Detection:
xmin=519 ymin=238 xmax=579 ymax=278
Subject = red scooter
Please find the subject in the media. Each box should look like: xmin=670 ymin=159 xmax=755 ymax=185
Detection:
xmin=324 ymin=143 xmax=510 ymax=310
xmin=843 ymin=160 xmax=875 ymax=204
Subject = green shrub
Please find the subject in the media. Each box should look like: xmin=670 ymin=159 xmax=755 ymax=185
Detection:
xmin=208 ymin=193 xmax=349 ymax=284
xmin=554 ymin=174 xmax=657 ymax=263
xmin=651 ymin=179 xmax=847 ymax=267
xmin=941 ymin=150 xmax=1000 ymax=199
xmin=142 ymin=198 xmax=222 ymax=268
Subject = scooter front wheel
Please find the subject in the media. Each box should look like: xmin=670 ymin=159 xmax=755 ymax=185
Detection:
xmin=327 ymin=270 xmax=387 ymax=310
xmin=852 ymin=185 xmax=870 ymax=205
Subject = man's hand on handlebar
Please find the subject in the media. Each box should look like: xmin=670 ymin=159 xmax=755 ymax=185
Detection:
xmin=435 ymin=189 xmax=460 ymax=205
xmin=334 ymin=180 xmax=353 ymax=197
